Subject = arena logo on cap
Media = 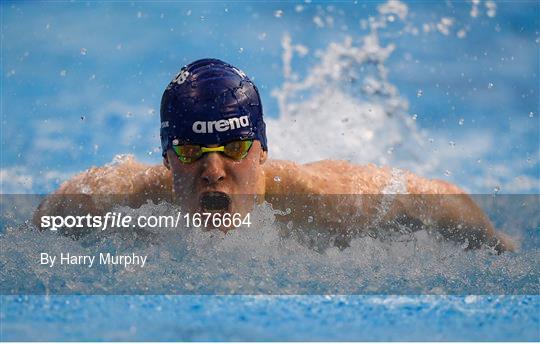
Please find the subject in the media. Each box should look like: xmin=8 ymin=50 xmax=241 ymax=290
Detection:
xmin=192 ymin=115 xmax=250 ymax=134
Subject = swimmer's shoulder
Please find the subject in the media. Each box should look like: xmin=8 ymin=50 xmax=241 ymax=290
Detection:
xmin=263 ymin=159 xmax=305 ymax=194
xmin=264 ymin=158 xmax=379 ymax=173
xmin=34 ymin=156 xmax=172 ymax=228
xmin=55 ymin=155 xmax=172 ymax=196
xmin=301 ymin=160 xmax=468 ymax=194
xmin=263 ymin=159 xmax=465 ymax=195
xmin=263 ymin=159 xmax=393 ymax=194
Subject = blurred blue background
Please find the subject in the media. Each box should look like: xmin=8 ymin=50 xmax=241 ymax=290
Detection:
xmin=1 ymin=0 xmax=538 ymax=193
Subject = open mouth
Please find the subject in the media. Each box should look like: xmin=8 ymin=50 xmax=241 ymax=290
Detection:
xmin=200 ymin=192 xmax=231 ymax=213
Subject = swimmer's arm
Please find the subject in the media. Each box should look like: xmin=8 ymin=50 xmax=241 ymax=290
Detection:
xmin=395 ymin=173 xmax=516 ymax=252
xmin=263 ymin=160 xmax=515 ymax=252
xmin=32 ymin=157 xmax=172 ymax=227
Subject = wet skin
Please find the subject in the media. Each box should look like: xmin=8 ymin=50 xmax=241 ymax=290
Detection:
xmin=33 ymin=139 xmax=516 ymax=252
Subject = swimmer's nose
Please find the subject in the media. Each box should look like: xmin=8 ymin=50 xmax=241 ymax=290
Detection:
xmin=200 ymin=153 xmax=226 ymax=185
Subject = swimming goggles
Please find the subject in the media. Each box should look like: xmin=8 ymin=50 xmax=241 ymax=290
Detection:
xmin=172 ymin=139 xmax=253 ymax=164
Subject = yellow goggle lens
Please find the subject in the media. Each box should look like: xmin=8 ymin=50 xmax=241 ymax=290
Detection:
xmin=223 ymin=140 xmax=253 ymax=160
xmin=172 ymin=144 xmax=203 ymax=163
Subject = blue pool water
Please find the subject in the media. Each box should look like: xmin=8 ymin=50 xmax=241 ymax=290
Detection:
xmin=2 ymin=295 xmax=539 ymax=341
xmin=2 ymin=0 xmax=538 ymax=195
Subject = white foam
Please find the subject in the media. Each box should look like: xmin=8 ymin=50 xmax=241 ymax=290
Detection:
xmin=2 ymin=200 xmax=537 ymax=295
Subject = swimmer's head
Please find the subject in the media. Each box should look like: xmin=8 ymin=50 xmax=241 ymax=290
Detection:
xmin=160 ymin=59 xmax=268 ymax=222
xmin=160 ymin=58 xmax=267 ymax=156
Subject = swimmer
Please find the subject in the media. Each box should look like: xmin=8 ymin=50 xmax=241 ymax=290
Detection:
xmin=34 ymin=58 xmax=515 ymax=252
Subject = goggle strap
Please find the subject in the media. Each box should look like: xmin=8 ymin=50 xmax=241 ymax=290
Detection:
xmin=201 ymin=146 xmax=225 ymax=153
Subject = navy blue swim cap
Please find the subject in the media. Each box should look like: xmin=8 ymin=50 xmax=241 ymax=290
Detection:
xmin=160 ymin=58 xmax=267 ymax=157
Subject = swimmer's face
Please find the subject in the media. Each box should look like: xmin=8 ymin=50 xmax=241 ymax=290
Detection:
xmin=164 ymin=140 xmax=267 ymax=219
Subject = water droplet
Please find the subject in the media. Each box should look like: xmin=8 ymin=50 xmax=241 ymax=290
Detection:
xmin=80 ymin=48 xmax=87 ymax=55
xmin=526 ymin=157 xmax=532 ymax=164
xmin=387 ymin=147 xmax=394 ymax=155
xmin=273 ymin=176 xmax=281 ymax=182
xmin=493 ymin=186 xmax=500 ymax=194
xmin=286 ymin=221 xmax=293 ymax=229
xmin=258 ymin=32 xmax=267 ymax=40
xmin=428 ymin=138 xmax=434 ymax=143
xmin=238 ymin=47 xmax=244 ymax=53
xmin=313 ymin=16 xmax=325 ymax=28
xmin=274 ymin=9 xmax=283 ymax=18
xmin=411 ymin=114 xmax=418 ymax=120
xmin=444 ymin=170 xmax=452 ymax=176
xmin=449 ymin=141 xmax=456 ymax=147
xmin=307 ymin=216 xmax=314 ymax=223
xmin=341 ymin=117 xmax=349 ymax=123
xmin=529 ymin=111 xmax=534 ymax=118
xmin=476 ymin=159 xmax=482 ymax=164
xmin=80 ymin=115 xmax=85 ymax=121
xmin=45 ymin=23 xmax=50 ymax=30
xmin=488 ymin=82 xmax=494 ymax=89
xmin=59 ymin=70 xmax=66 ymax=77
xmin=285 ymin=208 xmax=291 ymax=214
xmin=186 ymin=10 xmax=192 ymax=16
xmin=137 ymin=11 xmax=142 ymax=18
xmin=126 ymin=112 xmax=133 ymax=117
xmin=465 ymin=295 xmax=477 ymax=304
xmin=416 ymin=89 xmax=423 ymax=97
xmin=458 ymin=118 xmax=464 ymax=125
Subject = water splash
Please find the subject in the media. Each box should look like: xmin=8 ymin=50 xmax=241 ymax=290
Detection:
xmin=269 ymin=29 xmax=423 ymax=167
xmin=1 ymin=197 xmax=538 ymax=295
xmin=265 ymin=0 xmax=536 ymax=194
